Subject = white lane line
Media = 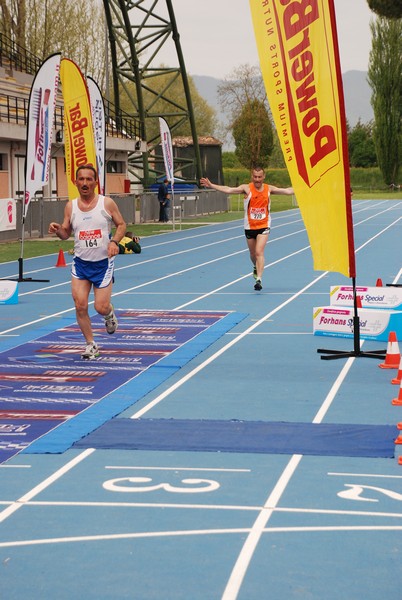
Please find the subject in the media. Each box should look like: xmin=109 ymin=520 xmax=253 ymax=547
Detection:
xmin=0 ymin=230 xmax=306 ymax=335
xmin=5 ymin=200 xmax=399 ymax=311
xmin=104 ymin=465 xmax=250 ymax=471
xmin=131 ymin=267 xmax=327 ymax=418
xmin=175 ymin=245 xmax=310 ymax=309
xmin=0 ymin=203 xmax=401 ymax=546
xmin=0 ymin=464 xmax=31 ymax=468
xmin=130 ymin=211 xmax=402 ymax=422
xmin=3 ymin=524 xmax=402 ymax=550
xmin=220 ymin=213 xmax=402 ymax=600
xmin=1 ymin=500 xmax=401 ymax=520
xmin=328 ymin=472 xmax=402 ymax=479
xmin=0 ymin=449 xmax=94 ymax=523
xmin=222 ymin=454 xmax=302 ymax=600
xmin=10 ymin=201 xmax=400 ymax=305
xmin=313 ymin=358 xmax=356 ymax=423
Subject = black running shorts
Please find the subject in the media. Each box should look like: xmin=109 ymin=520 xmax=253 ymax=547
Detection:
xmin=245 ymin=227 xmax=270 ymax=239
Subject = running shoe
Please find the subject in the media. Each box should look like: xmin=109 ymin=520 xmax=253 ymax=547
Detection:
xmin=254 ymin=279 xmax=262 ymax=291
xmin=253 ymin=267 xmax=258 ymax=280
xmin=104 ymin=304 xmax=118 ymax=334
xmin=81 ymin=342 xmax=100 ymax=360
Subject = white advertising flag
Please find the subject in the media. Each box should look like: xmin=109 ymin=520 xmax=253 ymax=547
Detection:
xmin=24 ymin=53 xmax=61 ymax=219
xmin=159 ymin=117 xmax=174 ymax=190
xmin=0 ymin=198 xmax=16 ymax=231
xmin=87 ymin=76 xmax=106 ymax=195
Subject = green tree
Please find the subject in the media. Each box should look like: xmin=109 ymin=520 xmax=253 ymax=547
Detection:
xmin=348 ymin=120 xmax=377 ymax=168
xmin=222 ymin=152 xmax=242 ymax=169
xmin=367 ymin=17 xmax=402 ymax=185
xmin=0 ymin=0 xmax=26 ymax=46
xmin=232 ymin=99 xmax=273 ymax=169
xmin=217 ymin=64 xmax=268 ymax=147
xmin=269 ymin=130 xmax=286 ymax=168
xmin=218 ymin=64 xmax=267 ymax=119
xmin=218 ymin=64 xmax=279 ymax=165
xmin=0 ymin=0 xmax=107 ymax=89
xmin=367 ymin=0 xmax=402 ymax=19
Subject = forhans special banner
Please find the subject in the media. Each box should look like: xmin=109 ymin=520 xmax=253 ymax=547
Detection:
xmin=60 ymin=58 xmax=97 ymax=200
xmin=249 ymin=0 xmax=355 ymax=277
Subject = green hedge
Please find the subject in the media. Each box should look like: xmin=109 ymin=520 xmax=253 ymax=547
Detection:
xmin=223 ymin=167 xmax=392 ymax=192
xmin=348 ymin=168 xmax=392 ymax=192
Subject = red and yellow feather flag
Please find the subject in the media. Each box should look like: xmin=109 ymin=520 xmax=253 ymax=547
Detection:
xmin=249 ymin=0 xmax=355 ymax=277
xmin=60 ymin=58 xmax=97 ymax=200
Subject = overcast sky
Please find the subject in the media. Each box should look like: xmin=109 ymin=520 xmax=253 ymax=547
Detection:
xmin=164 ymin=0 xmax=374 ymax=79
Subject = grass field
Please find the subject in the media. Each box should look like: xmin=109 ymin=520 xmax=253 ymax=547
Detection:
xmin=1 ymin=192 xmax=401 ymax=264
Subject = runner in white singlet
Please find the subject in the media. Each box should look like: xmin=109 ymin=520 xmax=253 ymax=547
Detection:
xmin=48 ymin=165 xmax=126 ymax=359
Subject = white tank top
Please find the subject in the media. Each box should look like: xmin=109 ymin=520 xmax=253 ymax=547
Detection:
xmin=71 ymin=195 xmax=112 ymax=261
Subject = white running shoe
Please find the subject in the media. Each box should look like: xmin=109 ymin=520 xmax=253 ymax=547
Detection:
xmin=104 ymin=305 xmax=118 ymax=334
xmin=81 ymin=342 xmax=100 ymax=360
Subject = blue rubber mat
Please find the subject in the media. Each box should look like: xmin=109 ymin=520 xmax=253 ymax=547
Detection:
xmin=74 ymin=418 xmax=398 ymax=458
xmin=0 ymin=309 xmax=246 ymax=460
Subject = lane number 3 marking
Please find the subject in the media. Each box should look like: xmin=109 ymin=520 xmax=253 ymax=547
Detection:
xmin=103 ymin=477 xmax=220 ymax=493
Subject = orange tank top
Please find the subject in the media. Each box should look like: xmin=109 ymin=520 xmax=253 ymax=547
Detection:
xmin=243 ymin=183 xmax=271 ymax=230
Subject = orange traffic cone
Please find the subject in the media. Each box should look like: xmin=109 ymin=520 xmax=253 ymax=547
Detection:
xmin=376 ymin=278 xmax=383 ymax=287
xmin=379 ymin=331 xmax=400 ymax=369
xmin=392 ymin=356 xmax=402 ymax=385
xmin=398 ymin=456 xmax=402 ymax=465
xmin=56 ymin=249 xmax=67 ymax=267
xmin=392 ymin=379 xmax=402 ymax=406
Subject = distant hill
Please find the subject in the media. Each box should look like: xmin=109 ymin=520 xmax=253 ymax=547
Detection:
xmin=193 ymin=70 xmax=374 ymax=149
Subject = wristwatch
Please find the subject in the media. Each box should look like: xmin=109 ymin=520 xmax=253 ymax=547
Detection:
xmin=110 ymin=239 xmax=119 ymax=247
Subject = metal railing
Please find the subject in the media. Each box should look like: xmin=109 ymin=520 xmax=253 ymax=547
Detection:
xmin=0 ymin=93 xmax=28 ymax=125
xmin=0 ymin=190 xmax=230 ymax=242
xmin=0 ymin=33 xmax=41 ymax=75
xmin=0 ymin=32 xmax=141 ymax=140
xmin=139 ymin=191 xmax=229 ymax=223
xmin=0 ymin=92 xmax=140 ymax=140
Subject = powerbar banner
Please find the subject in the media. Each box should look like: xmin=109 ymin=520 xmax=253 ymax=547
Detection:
xmin=60 ymin=58 xmax=97 ymax=200
xmin=88 ymin=76 xmax=106 ymax=195
xmin=249 ymin=0 xmax=355 ymax=277
xmin=24 ymin=53 xmax=61 ymax=219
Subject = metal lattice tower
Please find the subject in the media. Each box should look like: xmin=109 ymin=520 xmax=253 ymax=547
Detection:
xmin=102 ymin=0 xmax=202 ymax=188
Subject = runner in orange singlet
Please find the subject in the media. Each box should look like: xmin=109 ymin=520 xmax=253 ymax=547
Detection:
xmin=200 ymin=166 xmax=294 ymax=291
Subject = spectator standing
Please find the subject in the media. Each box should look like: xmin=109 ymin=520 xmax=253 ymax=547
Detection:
xmin=158 ymin=178 xmax=170 ymax=222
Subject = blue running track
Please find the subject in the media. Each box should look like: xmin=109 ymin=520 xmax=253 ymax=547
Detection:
xmin=1 ymin=199 xmax=402 ymax=599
